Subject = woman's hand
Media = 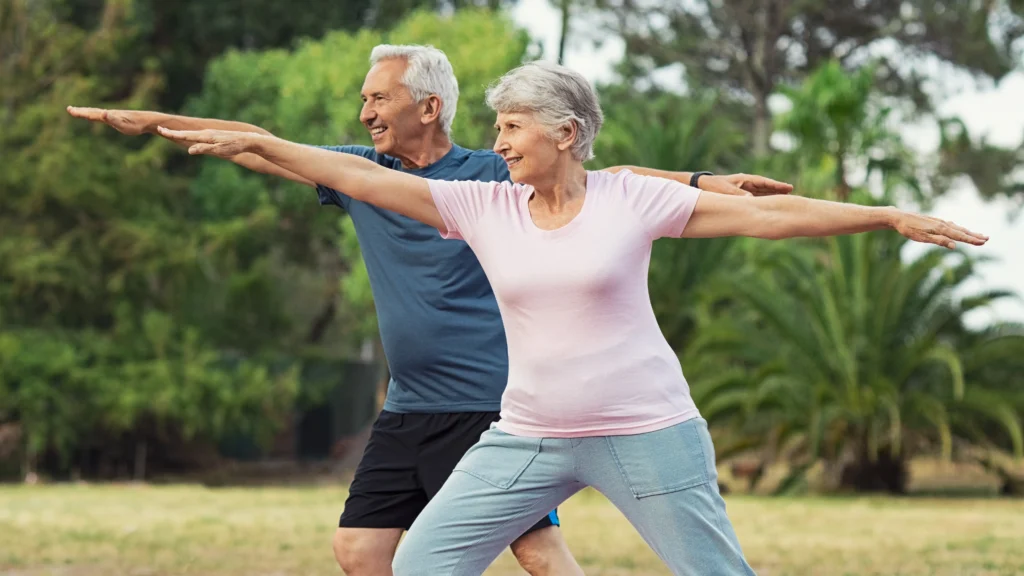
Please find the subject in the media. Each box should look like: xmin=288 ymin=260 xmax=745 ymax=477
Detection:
xmin=891 ymin=210 xmax=988 ymax=249
xmin=157 ymin=127 xmax=266 ymax=158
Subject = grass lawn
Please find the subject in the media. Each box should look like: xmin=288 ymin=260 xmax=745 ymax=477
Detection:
xmin=1 ymin=484 xmax=1023 ymax=575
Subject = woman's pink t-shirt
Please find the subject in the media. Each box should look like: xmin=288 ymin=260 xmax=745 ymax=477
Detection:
xmin=429 ymin=169 xmax=703 ymax=438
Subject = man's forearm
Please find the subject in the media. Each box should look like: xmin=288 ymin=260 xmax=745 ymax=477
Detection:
xmin=151 ymin=113 xmax=313 ymax=185
xmin=756 ymin=195 xmax=896 ymax=239
xmin=607 ymin=165 xmax=694 ymax=185
xmin=142 ymin=112 xmax=273 ymax=136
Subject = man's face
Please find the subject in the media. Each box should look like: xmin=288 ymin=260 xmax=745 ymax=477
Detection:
xmin=359 ymin=59 xmax=424 ymax=156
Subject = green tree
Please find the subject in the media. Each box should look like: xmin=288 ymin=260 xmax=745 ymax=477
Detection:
xmin=54 ymin=0 xmax=514 ymax=112
xmin=598 ymin=0 xmax=1024 ymax=157
xmin=0 ymin=0 xmax=297 ymax=477
xmin=687 ymin=229 xmax=1024 ymax=493
xmin=185 ymin=9 xmax=533 ymax=349
xmin=774 ymin=60 xmax=924 ymax=203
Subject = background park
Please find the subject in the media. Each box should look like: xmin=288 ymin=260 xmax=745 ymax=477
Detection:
xmin=2 ymin=0 xmax=1024 ymax=574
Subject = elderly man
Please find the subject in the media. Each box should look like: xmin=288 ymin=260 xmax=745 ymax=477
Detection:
xmin=69 ymin=44 xmax=792 ymax=576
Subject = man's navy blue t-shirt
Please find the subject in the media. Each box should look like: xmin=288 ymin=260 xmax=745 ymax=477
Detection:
xmin=315 ymin=144 xmax=511 ymax=413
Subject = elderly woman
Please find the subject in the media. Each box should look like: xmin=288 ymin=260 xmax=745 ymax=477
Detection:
xmin=161 ymin=62 xmax=986 ymax=575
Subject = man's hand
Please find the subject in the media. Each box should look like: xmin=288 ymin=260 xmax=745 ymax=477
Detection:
xmin=157 ymin=127 xmax=266 ymax=159
xmin=701 ymin=174 xmax=794 ymax=197
xmin=67 ymin=106 xmax=158 ymax=136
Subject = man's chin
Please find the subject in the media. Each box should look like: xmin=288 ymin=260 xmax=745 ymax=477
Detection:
xmin=372 ymin=141 xmax=395 ymax=156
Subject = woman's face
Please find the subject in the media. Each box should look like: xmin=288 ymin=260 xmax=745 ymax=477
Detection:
xmin=492 ymin=111 xmax=567 ymax=184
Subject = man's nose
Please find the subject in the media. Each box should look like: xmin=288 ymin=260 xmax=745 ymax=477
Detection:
xmin=360 ymin=103 xmax=375 ymax=124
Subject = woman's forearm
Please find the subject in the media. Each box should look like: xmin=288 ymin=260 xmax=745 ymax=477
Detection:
xmin=252 ymin=136 xmax=378 ymax=197
xmin=750 ymin=195 xmax=898 ymax=240
xmin=245 ymin=134 xmax=443 ymax=229
xmin=756 ymin=195 xmax=897 ymax=239
xmin=686 ymin=190 xmax=985 ymax=249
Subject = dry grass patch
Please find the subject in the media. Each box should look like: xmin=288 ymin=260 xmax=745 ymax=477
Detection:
xmin=1 ymin=485 xmax=1022 ymax=575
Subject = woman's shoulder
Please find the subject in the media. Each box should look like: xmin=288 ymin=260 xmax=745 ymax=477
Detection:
xmin=587 ymin=168 xmax=638 ymax=195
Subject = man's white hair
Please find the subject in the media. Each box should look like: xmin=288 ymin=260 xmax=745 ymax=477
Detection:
xmin=485 ymin=61 xmax=603 ymax=162
xmin=369 ymin=44 xmax=459 ymax=135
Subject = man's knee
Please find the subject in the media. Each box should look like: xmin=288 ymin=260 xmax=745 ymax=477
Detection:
xmin=510 ymin=536 xmax=552 ymax=574
xmin=333 ymin=527 xmax=401 ymax=575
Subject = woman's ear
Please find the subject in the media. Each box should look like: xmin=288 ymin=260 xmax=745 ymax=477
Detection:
xmin=555 ymin=120 xmax=578 ymax=153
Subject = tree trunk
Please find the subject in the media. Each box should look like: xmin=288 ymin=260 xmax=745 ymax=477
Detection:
xmin=134 ymin=438 xmax=147 ymax=482
xmin=752 ymin=95 xmax=770 ymax=158
xmin=839 ymin=446 xmax=907 ymax=493
xmin=835 ymin=148 xmax=851 ymax=201
xmin=557 ymin=0 xmax=571 ymax=65
xmin=22 ymin=446 xmax=37 ymax=484
xmin=306 ymin=299 xmax=336 ymax=344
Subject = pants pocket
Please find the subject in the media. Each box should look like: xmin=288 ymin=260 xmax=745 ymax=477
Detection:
xmin=453 ymin=426 xmax=542 ymax=490
xmin=606 ymin=418 xmax=715 ymax=499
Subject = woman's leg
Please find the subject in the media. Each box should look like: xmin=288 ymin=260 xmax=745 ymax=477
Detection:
xmin=576 ymin=418 xmax=756 ymax=576
xmin=392 ymin=427 xmax=582 ymax=576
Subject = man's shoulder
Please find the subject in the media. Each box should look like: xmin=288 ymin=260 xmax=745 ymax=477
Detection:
xmin=316 ymin=144 xmax=401 ymax=167
xmin=447 ymin=146 xmax=509 ymax=182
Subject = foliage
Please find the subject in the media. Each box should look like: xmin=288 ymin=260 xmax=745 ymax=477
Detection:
xmin=185 ymin=9 xmax=533 ymax=343
xmin=686 ymin=227 xmax=1024 ymax=492
xmin=1 ymin=0 xmax=1020 ymax=489
xmin=597 ymin=0 xmax=1024 ymax=151
xmin=774 ymin=60 xmax=925 ymax=203
xmin=0 ymin=0 xmax=298 ymax=472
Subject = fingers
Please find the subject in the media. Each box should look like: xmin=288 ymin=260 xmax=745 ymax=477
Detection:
xmin=157 ymin=126 xmax=210 ymax=143
xmin=66 ymin=106 xmax=106 ymax=121
xmin=941 ymin=220 xmax=988 ymax=243
xmin=760 ymin=177 xmax=794 ymax=193
xmin=731 ymin=174 xmax=795 ymax=195
xmin=920 ymin=233 xmax=957 ymax=250
xmin=724 ymin=183 xmax=752 ymax=197
xmin=938 ymin=223 xmax=987 ymax=246
xmin=187 ymin=144 xmax=216 ymax=155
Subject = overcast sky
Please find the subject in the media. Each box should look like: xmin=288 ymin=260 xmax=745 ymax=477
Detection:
xmin=511 ymin=0 xmax=1024 ymax=327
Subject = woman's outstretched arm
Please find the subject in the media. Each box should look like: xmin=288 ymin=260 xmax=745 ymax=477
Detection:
xmin=682 ymin=191 xmax=987 ymax=249
xmin=158 ymin=127 xmax=445 ymax=232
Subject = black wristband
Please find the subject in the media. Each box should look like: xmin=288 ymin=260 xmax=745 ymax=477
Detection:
xmin=690 ymin=171 xmax=714 ymax=188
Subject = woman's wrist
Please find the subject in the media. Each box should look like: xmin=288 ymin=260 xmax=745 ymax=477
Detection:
xmin=875 ymin=206 xmax=901 ymax=230
xmin=245 ymin=133 xmax=274 ymax=156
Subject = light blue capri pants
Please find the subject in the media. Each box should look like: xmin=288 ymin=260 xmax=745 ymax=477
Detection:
xmin=392 ymin=417 xmax=755 ymax=575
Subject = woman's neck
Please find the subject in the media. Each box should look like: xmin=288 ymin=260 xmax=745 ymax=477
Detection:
xmin=529 ymin=161 xmax=588 ymax=211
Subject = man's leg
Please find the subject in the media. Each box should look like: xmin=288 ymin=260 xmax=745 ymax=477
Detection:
xmin=510 ymin=523 xmax=585 ymax=576
xmin=418 ymin=414 xmax=583 ymax=576
xmin=395 ymin=428 xmax=582 ymax=575
xmin=336 ymin=411 xmax=429 ymax=576
xmin=333 ymin=528 xmax=403 ymax=576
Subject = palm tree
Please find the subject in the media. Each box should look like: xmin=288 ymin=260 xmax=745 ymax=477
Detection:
xmin=686 ymin=226 xmax=1024 ymax=493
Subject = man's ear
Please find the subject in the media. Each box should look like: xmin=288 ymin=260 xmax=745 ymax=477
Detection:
xmin=421 ymin=95 xmax=443 ymax=125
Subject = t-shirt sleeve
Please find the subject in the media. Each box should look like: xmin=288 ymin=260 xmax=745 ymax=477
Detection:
xmin=313 ymin=145 xmax=377 ymax=211
xmin=428 ymin=180 xmax=503 ymax=241
xmin=619 ymin=169 xmax=702 ymax=239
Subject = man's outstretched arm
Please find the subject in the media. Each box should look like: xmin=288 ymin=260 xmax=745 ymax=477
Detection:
xmin=66 ymin=107 xmax=315 ymax=187
xmin=604 ymin=165 xmax=794 ymax=197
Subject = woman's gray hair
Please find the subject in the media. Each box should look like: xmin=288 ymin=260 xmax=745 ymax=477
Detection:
xmin=485 ymin=61 xmax=603 ymax=161
xmin=370 ymin=44 xmax=459 ymax=135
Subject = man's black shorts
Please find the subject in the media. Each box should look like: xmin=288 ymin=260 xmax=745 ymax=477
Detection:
xmin=339 ymin=410 xmax=560 ymax=533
